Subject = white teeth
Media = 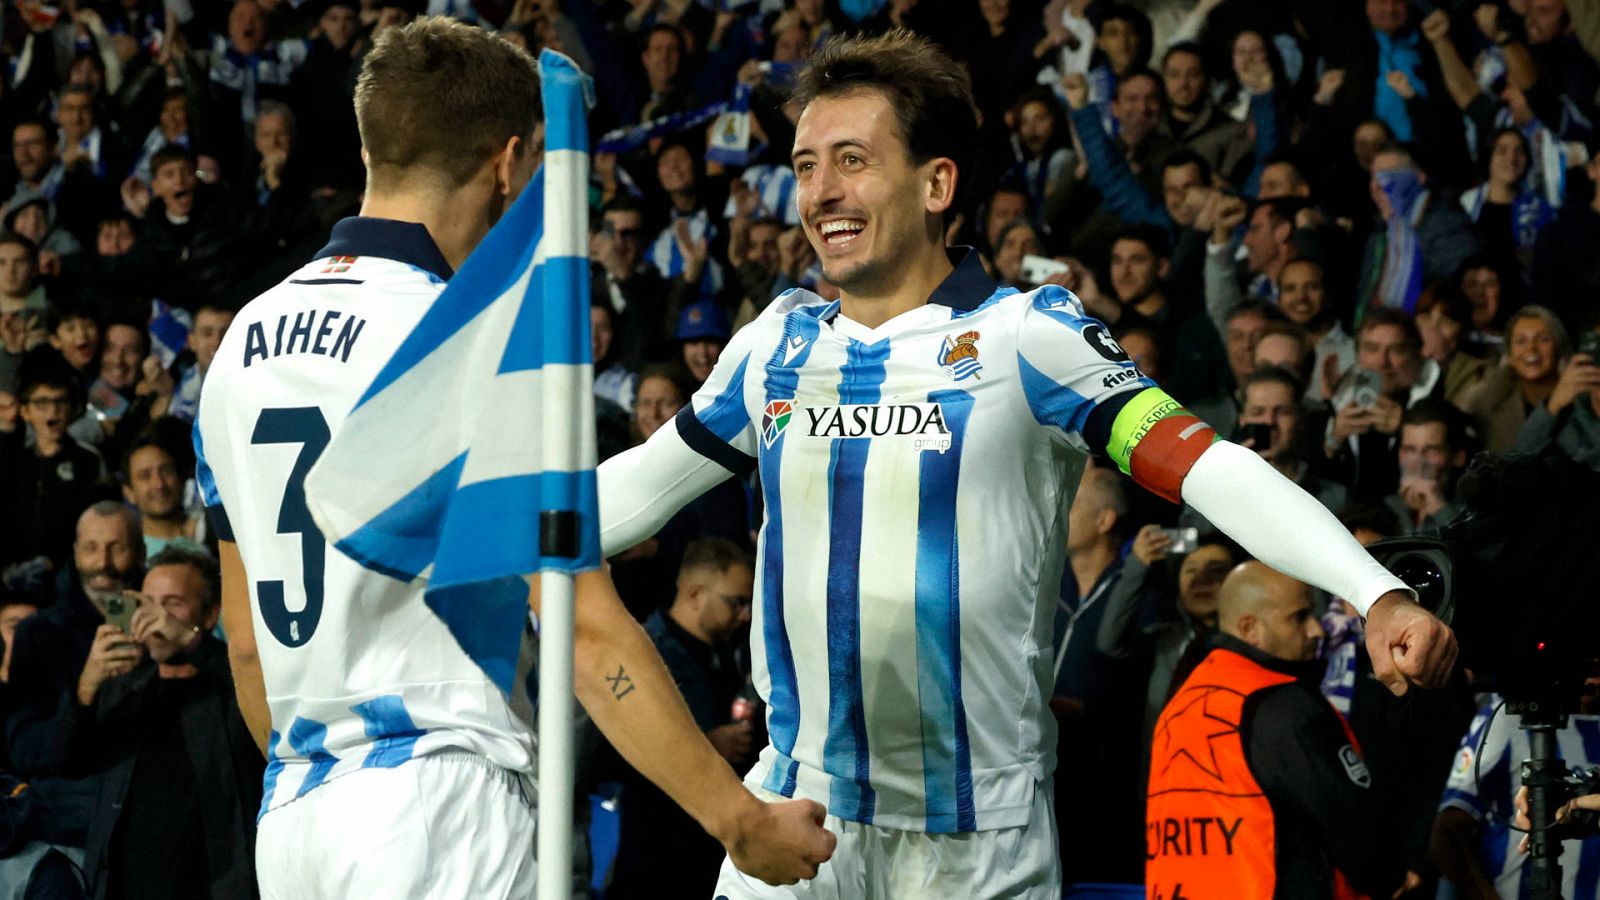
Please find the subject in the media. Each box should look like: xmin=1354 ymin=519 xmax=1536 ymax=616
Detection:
xmin=819 ymin=220 xmax=864 ymax=236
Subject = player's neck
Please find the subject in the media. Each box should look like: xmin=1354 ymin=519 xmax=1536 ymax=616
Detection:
xmin=359 ymin=187 xmax=495 ymax=273
xmin=836 ymin=242 xmax=953 ymax=330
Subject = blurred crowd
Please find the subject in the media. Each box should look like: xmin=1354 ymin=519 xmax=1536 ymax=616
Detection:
xmin=1 ymin=0 xmax=1599 ymax=897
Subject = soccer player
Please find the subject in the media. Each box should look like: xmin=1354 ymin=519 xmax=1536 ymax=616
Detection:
xmin=194 ymin=19 xmax=833 ymax=898
xmin=596 ymin=30 xmax=1456 ymax=897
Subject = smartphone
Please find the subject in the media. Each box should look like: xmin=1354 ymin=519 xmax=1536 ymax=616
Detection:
xmin=1160 ymin=527 xmax=1199 ymax=555
xmin=1578 ymin=330 xmax=1600 ymax=360
xmin=1236 ymin=422 xmax=1272 ymax=450
xmin=1352 ymin=368 xmax=1384 ymax=408
xmin=103 ymin=591 xmax=138 ymax=633
xmin=1020 ymin=255 xmax=1070 ymax=286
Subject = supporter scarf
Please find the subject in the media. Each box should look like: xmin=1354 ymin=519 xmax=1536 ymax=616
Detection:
xmin=596 ymin=102 xmax=727 ymax=155
xmin=721 ymin=164 xmax=800 ymax=226
xmin=134 ymin=127 xmax=189 ymax=184
xmin=1374 ymin=30 xmax=1427 ymax=143
xmin=1491 ymin=109 xmax=1570 ymax=208
xmin=1459 ymin=184 xmax=1554 ymax=252
xmin=1373 ymin=167 xmax=1428 ymax=314
xmin=706 ymin=82 xmax=764 ymax=166
xmin=1319 ymin=603 xmax=1364 ymax=716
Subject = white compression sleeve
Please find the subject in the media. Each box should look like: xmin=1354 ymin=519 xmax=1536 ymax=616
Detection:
xmin=598 ymin=416 xmax=741 ymax=556
xmin=1180 ymin=440 xmax=1414 ymax=617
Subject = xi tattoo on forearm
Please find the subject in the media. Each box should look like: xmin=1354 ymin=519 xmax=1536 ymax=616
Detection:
xmin=606 ymin=665 xmax=635 ymax=701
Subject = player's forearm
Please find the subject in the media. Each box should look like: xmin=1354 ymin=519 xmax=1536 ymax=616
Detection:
xmin=567 ymin=570 xmax=760 ymax=844
xmin=219 ymin=540 xmax=270 ymax=756
xmin=1181 ymin=441 xmax=1409 ymax=616
xmin=598 ymin=416 xmax=739 ymax=555
xmin=228 ymin=644 xmax=272 ymax=756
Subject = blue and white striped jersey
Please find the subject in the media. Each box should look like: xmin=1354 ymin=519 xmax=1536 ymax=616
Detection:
xmin=1440 ymin=695 xmax=1600 ymax=898
xmin=195 ymin=218 xmax=536 ymax=819
xmin=639 ymin=250 xmax=1158 ymax=832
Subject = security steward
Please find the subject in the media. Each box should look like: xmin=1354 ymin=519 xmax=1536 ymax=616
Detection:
xmin=1146 ymin=562 xmax=1404 ymax=900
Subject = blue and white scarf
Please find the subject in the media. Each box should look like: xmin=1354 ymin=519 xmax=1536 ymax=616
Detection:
xmin=1373 ymin=167 xmax=1429 ymax=314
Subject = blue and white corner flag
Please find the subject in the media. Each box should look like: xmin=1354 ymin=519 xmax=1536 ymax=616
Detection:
xmin=305 ymin=50 xmax=599 ymax=694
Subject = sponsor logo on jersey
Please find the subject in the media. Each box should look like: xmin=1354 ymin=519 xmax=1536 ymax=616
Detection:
xmin=761 ymin=399 xmax=794 ymax=447
xmin=1101 ymin=366 xmax=1146 ymax=390
xmin=801 ymin=402 xmax=952 ymax=453
xmin=322 ymin=255 xmax=358 ymax=274
xmin=1081 ymin=323 xmax=1131 ymax=362
xmin=936 ymin=330 xmax=983 ymax=381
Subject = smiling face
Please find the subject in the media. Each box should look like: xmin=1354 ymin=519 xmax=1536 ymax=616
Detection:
xmin=1179 ymin=544 xmax=1235 ymax=625
xmin=793 ymin=90 xmax=947 ymax=297
xmin=1489 ymin=131 xmax=1530 ymax=188
xmin=1277 ymin=260 xmax=1325 ymax=326
xmin=1508 ymin=315 xmax=1559 ymax=383
xmin=1164 ymin=49 xmax=1206 ymax=111
xmin=1112 ymin=74 xmax=1162 ymax=149
xmin=100 ymin=323 xmax=145 ymax=390
xmin=655 ymin=144 xmax=695 ymax=195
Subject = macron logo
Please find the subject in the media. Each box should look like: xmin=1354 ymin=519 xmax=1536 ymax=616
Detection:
xmin=783 ymin=334 xmax=808 ymax=365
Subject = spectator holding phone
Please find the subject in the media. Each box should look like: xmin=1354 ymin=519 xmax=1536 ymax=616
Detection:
xmin=60 ymin=544 xmax=262 ymax=900
xmin=1183 ymin=368 xmax=1347 ymax=539
xmin=1319 ymin=309 xmax=1444 ymax=501
xmin=1513 ymin=319 xmax=1600 ymax=471
xmin=1457 ymin=305 xmax=1569 ymax=453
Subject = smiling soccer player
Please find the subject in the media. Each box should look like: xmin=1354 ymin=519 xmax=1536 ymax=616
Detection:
xmin=598 ymin=28 xmax=1457 ymax=898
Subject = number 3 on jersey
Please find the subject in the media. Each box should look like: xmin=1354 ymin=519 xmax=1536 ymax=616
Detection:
xmin=251 ymin=407 xmax=330 ymax=647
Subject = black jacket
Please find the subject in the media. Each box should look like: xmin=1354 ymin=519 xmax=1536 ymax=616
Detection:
xmin=62 ymin=638 xmax=262 ymax=900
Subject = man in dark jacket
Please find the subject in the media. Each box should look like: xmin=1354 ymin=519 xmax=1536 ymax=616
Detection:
xmin=63 ymin=545 xmax=262 ymax=900
xmin=607 ymin=539 xmax=754 ymax=899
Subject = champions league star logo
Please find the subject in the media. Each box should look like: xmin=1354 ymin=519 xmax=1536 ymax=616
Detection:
xmin=937 ymin=330 xmax=983 ymax=381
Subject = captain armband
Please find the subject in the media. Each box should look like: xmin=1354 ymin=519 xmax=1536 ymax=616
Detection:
xmin=1104 ymin=388 xmax=1219 ymax=505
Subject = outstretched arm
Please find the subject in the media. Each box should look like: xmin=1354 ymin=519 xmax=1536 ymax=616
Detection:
xmin=533 ymin=570 xmax=835 ymax=885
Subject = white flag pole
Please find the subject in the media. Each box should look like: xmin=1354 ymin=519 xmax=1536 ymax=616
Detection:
xmin=537 ymin=568 xmax=576 ymax=900
xmin=534 ymin=48 xmax=592 ymax=900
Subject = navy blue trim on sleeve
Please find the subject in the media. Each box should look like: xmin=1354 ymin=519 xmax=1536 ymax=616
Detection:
xmin=1082 ymin=387 xmax=1141 ymax=459
xmin=205 ymin=503 xmax=235 ymax=542
xmin=674 ymin=406 xmax=756 ymax=476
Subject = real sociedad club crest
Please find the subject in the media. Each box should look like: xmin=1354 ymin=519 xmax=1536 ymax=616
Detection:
xmin=938 ymin=330 xmax=983 ymax=381
xmin=762 ymin=399 xmax=794 ymax=447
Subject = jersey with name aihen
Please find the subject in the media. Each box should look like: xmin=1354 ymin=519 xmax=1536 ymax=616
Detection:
xmin=1440 ymin=696 xmax=1600 ymax=898
xmin=672 ymin=254 xmax=1211 ymax=834
xmin=195 ymin=234 xmax=536 ymax=819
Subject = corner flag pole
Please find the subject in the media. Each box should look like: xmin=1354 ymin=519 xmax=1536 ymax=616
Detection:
xmin=538 ymin=541 xmax=577 ymax=900
xmin=535 ymin=48 xmax=594 ymax=900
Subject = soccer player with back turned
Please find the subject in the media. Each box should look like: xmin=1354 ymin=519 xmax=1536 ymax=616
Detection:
xmin=195 ymin=19 xmax=834 ymax=899
xmin=598 ymin=29 xmax=1456 ymax=898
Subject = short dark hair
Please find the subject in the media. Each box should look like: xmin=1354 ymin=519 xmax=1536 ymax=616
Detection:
xmin=792 ymin=29 xmax=978 ymax=186
xmin=1402 ymin=398 xmax=1476 ymax=456
xmin=1357 ymin=307 xmax=1422 ymax=351
xmin=1227 ymin=298 xmax=1281 ymax=325
xmin=18 ymin=367 xmax=75 ymax=405
xmin=146 ymin=544 xmax=221 ymax=612
xmin=1161 ymin=149 xmax=1211 ymax=185
xmin=1098 ymin=4 xmax=1154 ymax=68
xmin=679 ymin=537 xmax=751 ymax=581
xmin=1340 ymin=502 xmax=1404 ymax=540
xmin=121 ymin=429 xmax=175 ymax=484
xmin=1110 ymin=223 xmax=1170 ymax=259
xmin=1243 ymin=363 xmax=1305 ymax=399
xmin=149 ymin=143 xmax=196 ymax=180
xmin=1114 ymin=69 xmax=1164 ymax=104
xmin=0 ymin=231 xmax=37 ymax=259
xmin=355 ymin=17 xmax=541 ymax=190
xmin=12 ymin=117 xmax=56 ymax=146
xmin=1161 ymin=41 xmax=1204 ymax=70
xmin=1253 ymin=196 xmax=1304 ymax=231
xmin=601 ymin=195 xmax=644 ymax=218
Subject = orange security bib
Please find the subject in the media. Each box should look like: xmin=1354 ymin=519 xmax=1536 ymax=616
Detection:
xmin=1146 ymin=647 xmax=1366 ymax=900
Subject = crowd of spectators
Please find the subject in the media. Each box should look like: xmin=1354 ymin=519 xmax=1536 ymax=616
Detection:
xmin=0 ymin=0 xmax=1597 ymax=896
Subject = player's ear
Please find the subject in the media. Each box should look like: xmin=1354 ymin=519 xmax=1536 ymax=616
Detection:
xmin=924 ymin=157 xmax=958 ymax=216
xmin=494 ymin=135 xmax=522 ymax=197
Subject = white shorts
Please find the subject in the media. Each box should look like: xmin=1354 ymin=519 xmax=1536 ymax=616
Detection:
xmin=257 ymin=749 xmax=537 ymax=900
xmin=711 ymin=779 xmax=1059 ymax=900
